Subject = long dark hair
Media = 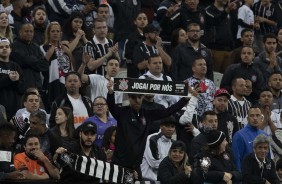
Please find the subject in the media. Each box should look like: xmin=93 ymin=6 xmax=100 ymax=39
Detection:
xmin=54 ymin=106 xmax=75 ymax=138
xmin=171 ymin=28 xmax=184 ymax=50
xmin=62 ymin=11 xmax=86 ymax=38
xmin=101 ymin=126 xmax=116 ymax=149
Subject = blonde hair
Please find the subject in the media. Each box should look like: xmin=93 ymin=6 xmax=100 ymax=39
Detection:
xmin=43 ymin=21 xmax=61 ymax=45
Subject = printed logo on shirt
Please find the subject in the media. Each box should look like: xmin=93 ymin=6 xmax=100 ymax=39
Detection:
xmin=0 ymin=68 xmax=11 ymax=74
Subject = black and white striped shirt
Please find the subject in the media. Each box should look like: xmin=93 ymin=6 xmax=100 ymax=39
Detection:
xmin=84 ymin=36 xmax=114 ymax=75
xmin=253 ymin=1 xmax=277 ymax=35
xmin=227 ymin=95 xmax=252 ymax=129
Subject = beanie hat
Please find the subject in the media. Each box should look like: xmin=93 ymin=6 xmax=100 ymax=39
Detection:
xmin=170 ymin=141 xmax=186 ymax=151
xmin=207 ymin=130 xmax=226 ymax=148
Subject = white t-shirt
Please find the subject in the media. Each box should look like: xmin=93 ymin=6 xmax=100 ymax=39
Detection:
xmin=88 ymin=74 xmax=123 ymax=104
xmin=67 ymin=95 xmax=89 ymax=128
xmin=237 ymin=5 xmax=254 ymax=38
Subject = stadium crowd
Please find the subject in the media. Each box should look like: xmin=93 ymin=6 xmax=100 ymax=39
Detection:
xmin=1 ymin=0 xmax=282 ymax=183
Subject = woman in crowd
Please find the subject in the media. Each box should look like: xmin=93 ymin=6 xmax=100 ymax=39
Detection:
xmin=40 ymin=21 xmax=73 ymax=107
xmin=51 ymin=106 xmax=76 ymax=152
xmin=101 ymin=126 xmax=117 ymax=162
xmin=0 ymin=12 xmax=13 ymax=42
xmin=194 ymin=130 xmax=242 ymax=184
xmin=170 ymin=28 xmax=187 ymax=57
xmin=124 ymin=11 xmax=148 ymax=78
xmin=62 ymin=11 xmax=88 ymax=70
xmin=157 ymin=141 xmax=193 ymax=184
xmin=242 ymin=134 xmax=279 ymax=184
xmin=83 ymin=96 xmax=117 ymax=147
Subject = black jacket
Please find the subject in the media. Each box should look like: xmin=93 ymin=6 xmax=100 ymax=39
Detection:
xmin=157 ymin=157 xmax=192 ymax=184
xmin=107 ymin=93 xmax=188 ymax=170
xmin=194 ymin=151 xmax=242 ymax=184
xmin=10 ymin=39 xmax=49 ymax=91
xmin=49 ymin=93 xmax=93 ymax=128
xmin=0 ymin=61 xmax=25 ymax=120
xmin=242 ymin=153 xmax=279 ymax=184
xmin=220 ymin=62 xmax=265 ymax=103
xmin=190 ymin=131 xmax=207 ymax=158
xmin=108 ymin=0 xmax=141 ymax=42
xmin=217 ymin=111 xmax=240 ymax=145
xmin=172 ymin=41 xmax=213 ymax=81
xmin=204 ymin=4 xmax=234 ymax=50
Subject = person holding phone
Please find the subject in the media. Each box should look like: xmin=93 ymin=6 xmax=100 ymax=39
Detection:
xmin=185 ymin=56 xmax=216 ymax=117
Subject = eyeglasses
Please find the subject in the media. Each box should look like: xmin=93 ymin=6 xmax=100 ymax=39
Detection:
xmin=93 ymin=103 xmax=107 ymax=107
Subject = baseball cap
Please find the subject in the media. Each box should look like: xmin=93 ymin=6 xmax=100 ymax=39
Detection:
xmin=79 ymin=122 xmax=97 ymax=133
xmin=143 ymin=24 xmax=159 ymax=34
xmin=160 ymin=116 xmax=176 ymax=126
xmin=214 ymin=88 xmax=230 ymax=98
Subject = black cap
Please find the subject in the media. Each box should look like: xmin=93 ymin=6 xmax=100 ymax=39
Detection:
xmin=160 ymin=116 xmax=176 ymax=126
xmin=143 ymin=24 xmax=159 ymax=34
xmin=79 ymin=122 xmax=97 ymax=133
xmin=170 ymin=141 xmax=186 ymax=151
xmin=206 ymin=130 xmax=226 ymax=148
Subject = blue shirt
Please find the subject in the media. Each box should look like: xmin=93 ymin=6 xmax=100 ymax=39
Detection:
xmin=232 ymin=124 xmax=268 ymax=171
xmin=83 ymin=115 xmax=117 ymax=147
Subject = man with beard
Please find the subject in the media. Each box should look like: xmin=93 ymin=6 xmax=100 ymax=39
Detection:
xmin=49 ymin=72 xmax=93 ymax=128
xmin=79 ymin=55 xmax=123 ymax=104
xmin=133 ymin=24 xmax=171 ymax=77
xmin=13 ymin=133 xmax=60 ymax=180
xmin=9 ymin=0 xmax=31 ymax=38
xmin=55 ymin=121 xmax=106 ymax=183
xmin=172 ymin=23 xmax=213 ymax=81
xmin=213 ymin=88 xmax=239 ymax=145
xmin=268 ymin=71 xmax=282 ymax=113
xmin=254 ymin=34 xmax=282 ymax=84
xmin=32 ymin=6 xmax=47 ymax=45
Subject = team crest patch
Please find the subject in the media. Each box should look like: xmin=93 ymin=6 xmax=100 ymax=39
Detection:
xmin=200 ymin=157 xmax=211 ymax=173
xmin=223 ymin=153 xmax=229 ymax=160
xmin=251 ymin=75 xmax=257 ymax=82
xmin=40 ymin=166 xmax=45 ymax=173
xmin=265 ymin=10 xmax=271 ymax=17
xmin=201 ymin=50 xmax=207 ymax=57
xmin=119 ymin=79 xmax=129 ymax=91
